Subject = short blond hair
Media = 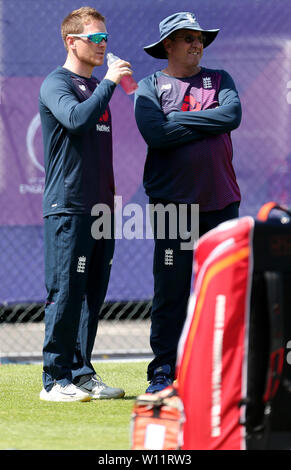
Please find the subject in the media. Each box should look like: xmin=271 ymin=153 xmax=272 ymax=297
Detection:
xmin=61 ymin=6 xmax=106 ymax=50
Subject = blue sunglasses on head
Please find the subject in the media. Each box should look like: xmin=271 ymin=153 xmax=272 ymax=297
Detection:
xmin=67 ymin=32 xmax=108 ymax=44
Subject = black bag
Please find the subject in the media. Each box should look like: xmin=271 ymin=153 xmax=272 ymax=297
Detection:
xmin=244 ymin=202 xmax=291 ymax=449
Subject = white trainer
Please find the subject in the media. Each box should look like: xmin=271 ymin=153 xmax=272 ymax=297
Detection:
xmin=39 ymin=383 xmax=91 ymax=402
xmin=77 ymin=374 xmax=125 ymax=399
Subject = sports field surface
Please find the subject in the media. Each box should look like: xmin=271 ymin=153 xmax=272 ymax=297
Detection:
xmin=0 ymin=361 xmax=148 ymax=450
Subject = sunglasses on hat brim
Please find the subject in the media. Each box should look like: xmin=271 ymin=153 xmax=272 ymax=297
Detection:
xmin=67 ymin=32 xmax=108 ymax=44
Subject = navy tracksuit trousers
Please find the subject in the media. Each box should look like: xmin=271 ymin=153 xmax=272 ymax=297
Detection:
xmin=147 ymin=200 xmax=240 ymax=381
xmin=42 ymin=214 xmax=114 ymax=391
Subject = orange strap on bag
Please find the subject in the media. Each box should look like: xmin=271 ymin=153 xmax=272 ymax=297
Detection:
xmin=257 ymin=201 xmax=291 ymax=221
xmin=131 ymin=385 xmax=185 ymax=450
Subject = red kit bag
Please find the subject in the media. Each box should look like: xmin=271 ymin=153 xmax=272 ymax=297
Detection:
xmin=176 ymin=203 xmax=291 ymax=450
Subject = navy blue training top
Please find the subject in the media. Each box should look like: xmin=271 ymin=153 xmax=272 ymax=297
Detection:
xmin=39 ymin=66 xmax=116 ymax=217
xmin=134 ymin=67 xmax=242 ymax=211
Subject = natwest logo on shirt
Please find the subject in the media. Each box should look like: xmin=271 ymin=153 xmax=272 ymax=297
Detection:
xmin=96 ymin=108 xmax=111 ymax=132
xmin=100 ymin=109 xmax=109 ymax=122
xmin=96 ymin=123 xmax=110 ymax=132
xmin=181 ymin=94 xmax=201 ymax=112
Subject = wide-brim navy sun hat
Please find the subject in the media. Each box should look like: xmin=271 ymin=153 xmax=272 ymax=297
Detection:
xmin=144 ymin=11 xmax=220 ymax=59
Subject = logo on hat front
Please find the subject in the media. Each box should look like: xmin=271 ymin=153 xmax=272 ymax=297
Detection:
xmin=186 ymin=13 xmax=196 ymax=23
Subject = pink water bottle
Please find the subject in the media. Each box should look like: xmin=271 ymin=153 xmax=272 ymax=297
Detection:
xmin=106 ymin=52 xmax=138 ymax=95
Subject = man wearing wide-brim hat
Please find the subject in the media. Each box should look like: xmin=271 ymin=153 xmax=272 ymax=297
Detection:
xmin=134 ymin=12 xmax=242 ymax=393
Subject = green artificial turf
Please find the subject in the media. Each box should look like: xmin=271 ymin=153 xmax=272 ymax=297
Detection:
xmin=0 ymin=361 xmax=148 ymax=450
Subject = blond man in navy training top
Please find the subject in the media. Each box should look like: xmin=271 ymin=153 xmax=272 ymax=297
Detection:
xmin=134 ymin=12 xmax=242 ymax=393
xmin=39 ymin=7 xmax=134 ymax=402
